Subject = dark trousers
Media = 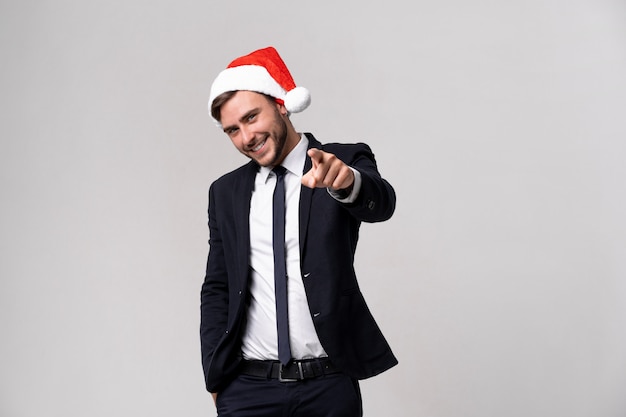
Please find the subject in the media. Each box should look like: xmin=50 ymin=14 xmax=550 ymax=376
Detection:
xmin=215 ymin=372 xmax=363 ymax=417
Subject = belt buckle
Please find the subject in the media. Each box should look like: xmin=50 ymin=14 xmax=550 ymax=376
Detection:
xmin=278 ymin=361 xmax=303 ymax=382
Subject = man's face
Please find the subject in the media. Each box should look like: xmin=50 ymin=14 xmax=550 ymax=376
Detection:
xmin=219 ymin=90 xmax=294 ymax=167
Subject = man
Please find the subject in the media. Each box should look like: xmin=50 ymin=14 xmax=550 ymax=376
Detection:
xmin=201 ymin=46 xmax=397 ymax=416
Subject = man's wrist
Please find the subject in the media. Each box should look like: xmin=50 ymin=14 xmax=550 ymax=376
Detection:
xmin=327 ymin=167 xmax=361 ymax=203
xmin=328 ymin=182 xmax=354 ymax=199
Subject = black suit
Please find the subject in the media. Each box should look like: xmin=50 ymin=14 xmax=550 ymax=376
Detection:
xmin=200 ymin=133 xmax=398 ymax=392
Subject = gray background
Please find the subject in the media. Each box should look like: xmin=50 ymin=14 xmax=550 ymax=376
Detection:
xmin=1 ymin=1 xmax=625 ymax=416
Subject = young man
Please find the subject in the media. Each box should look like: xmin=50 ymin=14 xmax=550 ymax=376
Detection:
xmin=201 ymin=46 xmax=397 ymax=416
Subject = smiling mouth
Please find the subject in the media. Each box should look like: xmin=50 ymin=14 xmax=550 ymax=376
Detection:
xmin=251 ymin=139 xmax=266 ymax=152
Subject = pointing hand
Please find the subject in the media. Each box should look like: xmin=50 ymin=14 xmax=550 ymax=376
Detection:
xmin=301 ymin=148 xmax=354 ymax=191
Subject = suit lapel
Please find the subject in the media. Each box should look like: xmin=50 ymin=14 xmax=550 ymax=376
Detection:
xmin=299 ymin=133 xmax=321 ymax=257
xmin=234 ymin=161 xmax=257 ymax=288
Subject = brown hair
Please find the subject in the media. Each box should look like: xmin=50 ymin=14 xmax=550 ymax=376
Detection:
xmin=210 ymin=90 xmax=238 ymax=123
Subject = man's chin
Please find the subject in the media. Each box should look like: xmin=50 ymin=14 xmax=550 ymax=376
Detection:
xmin=250 ymin=154 xmax=275 ymax=167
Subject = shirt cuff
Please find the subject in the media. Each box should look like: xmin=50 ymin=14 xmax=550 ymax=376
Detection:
xmin=327 ymin=167 xmax=362 ymax=203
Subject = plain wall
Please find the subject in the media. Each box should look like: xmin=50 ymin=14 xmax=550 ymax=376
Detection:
xmin=1 ymin=1 xmax=625 ymax=416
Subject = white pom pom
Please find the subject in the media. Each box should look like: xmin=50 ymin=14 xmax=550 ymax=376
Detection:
xmin=284 ymin=86 xmax=311 ymax=113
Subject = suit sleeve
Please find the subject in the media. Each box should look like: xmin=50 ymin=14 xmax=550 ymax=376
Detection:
xmin=333 ymin=143 xmax=396 ymax=223
xmin=199 ymin=183 xmax=229 ymax=388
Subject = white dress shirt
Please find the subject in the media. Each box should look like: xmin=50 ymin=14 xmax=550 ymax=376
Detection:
xmin=241 ymin=134 xmax=361 ymax=361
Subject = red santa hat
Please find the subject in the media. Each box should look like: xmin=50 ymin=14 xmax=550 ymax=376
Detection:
xmin=208 ymin=46 xmax=311 ymax=126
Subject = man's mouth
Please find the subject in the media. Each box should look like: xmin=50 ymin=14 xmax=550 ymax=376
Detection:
xmin=251 ymin=139 xmax=266 ymax=153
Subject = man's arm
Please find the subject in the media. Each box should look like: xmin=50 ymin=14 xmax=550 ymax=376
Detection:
xmin=200 ymin=183 xmax=230 ymax=391
xmin=302 ymin=144 xmax=395 ymax=223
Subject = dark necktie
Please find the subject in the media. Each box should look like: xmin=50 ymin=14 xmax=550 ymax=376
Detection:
xmin=272 ymin=166 xmax=291 ymax=365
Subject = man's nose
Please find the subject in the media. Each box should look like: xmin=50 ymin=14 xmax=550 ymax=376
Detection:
xmin=241 ymin=126 xmax=255 ymax=146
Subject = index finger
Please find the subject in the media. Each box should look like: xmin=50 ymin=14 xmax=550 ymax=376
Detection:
xmin=307 ymin=148 xmax=324 ymax=165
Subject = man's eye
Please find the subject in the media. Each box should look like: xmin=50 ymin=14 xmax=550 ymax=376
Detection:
xmin=247 ymin=114 xmax=256 ymax=121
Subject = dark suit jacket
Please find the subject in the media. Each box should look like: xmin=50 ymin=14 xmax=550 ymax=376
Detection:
xmin=200 ymin=133 xmax=398 ymax=392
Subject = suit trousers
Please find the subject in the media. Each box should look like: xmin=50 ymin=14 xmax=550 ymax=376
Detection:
xmin=215 ymin=372 xmax=363 ymax=417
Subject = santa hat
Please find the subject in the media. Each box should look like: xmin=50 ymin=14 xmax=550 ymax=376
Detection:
xmin=208 ymin=46 xmax=311 ymax=125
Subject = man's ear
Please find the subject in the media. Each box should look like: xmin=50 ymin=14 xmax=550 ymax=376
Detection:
xmin=277 ymin=102 xmax=288 ymax=116
xmin=268 ymin=94 xmax=288 ymax=116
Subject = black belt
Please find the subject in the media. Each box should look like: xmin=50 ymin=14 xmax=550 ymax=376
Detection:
xmin=240 ymin=358 xmax=340 ymax=382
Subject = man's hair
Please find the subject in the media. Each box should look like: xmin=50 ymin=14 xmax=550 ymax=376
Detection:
xmin=210 ymin=90 xmax=238 ymax=123
xmin=210 ymin=91 xmax=282 ymax=124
